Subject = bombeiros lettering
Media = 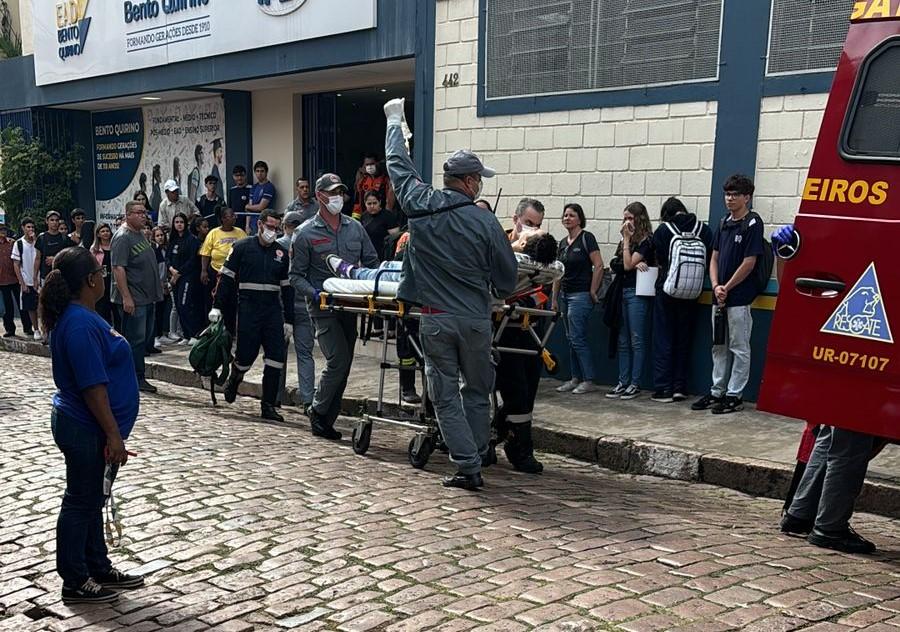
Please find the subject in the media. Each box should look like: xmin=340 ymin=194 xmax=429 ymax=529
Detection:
xmin=124 ymin=0 xmax=209 ymax=24
xmin=802 ymin=177 xmax=889 ymax=205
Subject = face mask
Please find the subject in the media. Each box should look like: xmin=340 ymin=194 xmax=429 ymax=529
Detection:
xmin=365 ymin=165 xmax=377 ymax=176
xmin=326 ymin=195 xmax=344 ymax=215
xmin=260 ymin=228 xmax=277 ymax=244
xmin=468 ymin=177 xmax=483 ymax=199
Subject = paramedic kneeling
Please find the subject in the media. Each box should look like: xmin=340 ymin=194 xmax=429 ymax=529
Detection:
xmin=41 ymin=247 xmax=145 ymax=604
xmin=384 ymin=98 xmax=518 ymax=490
xmin=290 ymin=174 xmax=379 ymax=440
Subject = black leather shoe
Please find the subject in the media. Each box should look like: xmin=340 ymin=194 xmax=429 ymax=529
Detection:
xmin=807 ymin=527 xmax=876 ymax=554
xmin=223 ymin=374 xmax=240 ymax=404
xmin=310 ymin=411 xmax=342 ymax=440
xmin=261 ymin=403 xmax=284 ymax=422
xmin=481 ymin=444 xmax=497 ymax=468
xmin=441 ymin=472 xmax=483 ymax=490
xmin=401 ymin=390 xmax=422 ymax=404
xmin=780 ymin=513 xmax=813 ymax=535
xmin=137 ymin=379 xmax=157 ymax=394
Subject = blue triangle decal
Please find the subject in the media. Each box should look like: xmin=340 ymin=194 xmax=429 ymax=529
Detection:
xmin=821 ymin=262 xmax=893 ymax=344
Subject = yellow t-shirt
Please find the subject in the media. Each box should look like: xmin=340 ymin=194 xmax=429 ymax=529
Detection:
xmin=200 ymin=227 xmax=247 ymax=272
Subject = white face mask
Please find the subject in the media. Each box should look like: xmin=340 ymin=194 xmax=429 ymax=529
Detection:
xmin=260 ymin=228 xmax=277 ymax=244
xmin=326 ymin=195 xmax=344 ymax=215
xmin=365 ymin=165 xmax=377 ymax=176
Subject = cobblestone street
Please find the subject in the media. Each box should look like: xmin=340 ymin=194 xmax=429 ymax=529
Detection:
xmin=2 ymin=351 xmax=900 ymax=632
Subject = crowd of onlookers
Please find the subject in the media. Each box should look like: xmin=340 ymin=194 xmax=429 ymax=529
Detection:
xmin=1 ymin=158 xmax=766 ymax=414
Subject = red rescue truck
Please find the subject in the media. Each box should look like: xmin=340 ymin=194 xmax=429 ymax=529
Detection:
xmin=758 ymin=0 xmax=900 ymax=441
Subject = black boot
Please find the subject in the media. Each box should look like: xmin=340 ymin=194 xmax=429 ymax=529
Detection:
xmin=310 ymin=409 xmax=342 ymax=441
xmin=399 ymin=362 xmax=421 ymax=404
xmin=223 ymin=367 xmax=244 ymax=404
xmin=503 ymin=421 xmax=543 ymax=474
xmin=261 ymin=402 xmax=284 ymax=422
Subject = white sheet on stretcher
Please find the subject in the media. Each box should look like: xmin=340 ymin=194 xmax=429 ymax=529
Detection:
xmin=321 ymin=254 xmax=564 ymax=300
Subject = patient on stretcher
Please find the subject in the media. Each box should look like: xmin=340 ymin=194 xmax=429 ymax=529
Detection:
xmin=325 ymin=233 xmax=564 ymax=301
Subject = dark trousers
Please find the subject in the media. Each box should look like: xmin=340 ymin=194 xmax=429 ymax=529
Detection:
xmin=312 ymin=313 xmax=358 ymax=425
xmin=495 ymin=326 xmax=542 ymax=423
xmin=174 ymin=276 xmax=204 ymax=339
xmin=1 ymin=283 xmax=23 ymax=335
xmin=51 ymin=409 xmax=115 ymax=588
xmin=234 ymin=300 xmax=286 ymax=405
xmin=117 ymin=303 xmax=154 ymax=380
xmin=396 ymin=319 xmax=419 ymax=394
xmin=652 ymin=293 xmax=697 ymax=394
xmin=787 ymin=425 xmax=874 ymax=533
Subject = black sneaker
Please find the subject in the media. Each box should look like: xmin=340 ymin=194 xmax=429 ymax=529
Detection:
xmin=672 ymin=392 xmax=687 ymax=402
xmin=441 ymin=472 xmax=483 ymax=490
xmin=780 ymin=513 xmax=813 ymax=535
xmin=402 ymin=390 xmax=422 ymax=405
xmin=138 ymin=379 xmax=158 ymax=394
xmin=605 ymin=383 xmax=627 ymax=399
xmin=691 ymin=393 xmax=722 ymax=411
xmin=310 ymin=411 xmax=342 ymax=441
xmin=712 ymin=396 xmax=744 ymax=415
xmin=808 ymin=526 xmax=876 ymax=554
xmin=3 ymin=332 xmax=15 ymax=338
xmin=619 ymin=385 xmax=641 ymax=400
xmin=93 ymin=568 xmax=145 ymax=590
xmin=650 ymin=391 xmax=674 ymax=403
xmin=62 ymin=578 xmax=119 ymax=604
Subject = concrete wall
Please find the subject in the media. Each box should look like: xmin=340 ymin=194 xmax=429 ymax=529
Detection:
xmin=251 ymin=88 xmax=302 ymax=212
xmin=754 ymin=94 xmax=828 ymax=229
xmin=10 ymin=0 xmax=32 ymax=56
xmin=432 ymin=0 xmax=718 ymax=263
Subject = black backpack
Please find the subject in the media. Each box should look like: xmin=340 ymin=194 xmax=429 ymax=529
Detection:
xmin=719 ymin=213 xmax=773 ymax=295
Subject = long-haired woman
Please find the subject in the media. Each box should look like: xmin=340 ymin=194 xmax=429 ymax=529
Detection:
xmin=40 ymin=247 xmax=145 ymax=604
xmin=89 ymin=223 xmax=115 ymax=328
xmin=167 ymin=212 xmax=203 ymax=343
xmin=607 ymin=202 xmax=655 ymax=400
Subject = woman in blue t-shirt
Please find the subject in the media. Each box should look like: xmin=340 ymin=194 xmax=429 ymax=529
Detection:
xmin=39 ymin=247 xmax=145 ymax=605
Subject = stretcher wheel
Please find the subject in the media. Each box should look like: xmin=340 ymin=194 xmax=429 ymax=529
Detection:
xmin=352 ymin=423 xmax=372 ymax=455
xmin=408 ymin=436 xmax=433 ymax=469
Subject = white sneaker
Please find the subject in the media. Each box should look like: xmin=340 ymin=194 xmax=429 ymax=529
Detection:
xmin=154 ymin=337 xmax=164 ymax=347
xmin=34 ymin=331 xmax=42 ymax=341
xmin=166 ymin=333 xmax=181 ymax=342
xmin=572 ymin=382 xmax=597 ymax=395
xmin=556 ymin=379 xmax=580 ymax=393
xmin=187 ymin=338 xmax=200 ymax=346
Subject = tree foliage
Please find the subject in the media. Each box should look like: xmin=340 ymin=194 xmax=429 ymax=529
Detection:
xmin=0 ymin=127 xmax=83 ymax=231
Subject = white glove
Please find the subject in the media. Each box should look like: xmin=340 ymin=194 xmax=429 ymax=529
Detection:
xmin=283 ymin=323 xmax=293 ymax=341
xmin=208 ymin=308 xmax=222 ymax=323
xmin=384 ymin=98 xmax=406 ymax=126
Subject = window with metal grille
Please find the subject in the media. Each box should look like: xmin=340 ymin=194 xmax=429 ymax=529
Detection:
xmin=484 ymin=0 xmax=723 ymax=100
xmin=767 ymin=0 xmax=850 ymax=75
xmin=841 ymin=40 xmax=900 ymax=162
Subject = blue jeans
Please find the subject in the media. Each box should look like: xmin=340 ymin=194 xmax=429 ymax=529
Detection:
xmin=51 ymin=409 xmax=115 ymax=588
xmin=117 ymin=303 xmax=154 ymax=380
xmin=355 ymin=261 xmax=402 ymax=282
xmin=617 ymin=288 xmax=652 ymax=386
xmin=559 ymin=292 xmax=595 ymax=382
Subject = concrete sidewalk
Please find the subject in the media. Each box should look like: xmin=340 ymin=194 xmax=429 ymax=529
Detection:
xmin=4 ymin=334 xmax=898 ymax=517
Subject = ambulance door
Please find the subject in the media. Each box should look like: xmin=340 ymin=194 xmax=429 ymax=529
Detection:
xmin=758 ymin=16 xmax=900 ymax=441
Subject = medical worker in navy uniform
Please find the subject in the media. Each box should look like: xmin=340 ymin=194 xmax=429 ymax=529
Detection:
xmin=210 ymin=209 xmax=294 ymax=422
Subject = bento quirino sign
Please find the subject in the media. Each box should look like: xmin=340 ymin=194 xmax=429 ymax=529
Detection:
xmin=33 ymin=0 xmax=377 ymax=86
xmin=56 ymin=0 xmax=92 ymax=61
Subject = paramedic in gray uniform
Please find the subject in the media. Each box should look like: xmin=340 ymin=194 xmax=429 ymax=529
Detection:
xmin=383 ymin=98 xmax=517 ymax=490
xmin=290 ymin=173 xmax=378 ymax=441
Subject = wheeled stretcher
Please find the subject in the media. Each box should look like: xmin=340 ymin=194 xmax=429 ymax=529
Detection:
xmin=319 ymin=266 xmax=561 ymax=469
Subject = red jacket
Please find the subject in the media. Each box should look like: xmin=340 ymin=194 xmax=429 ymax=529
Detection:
xmin=0 ymin=239 xmax=17 ymax=286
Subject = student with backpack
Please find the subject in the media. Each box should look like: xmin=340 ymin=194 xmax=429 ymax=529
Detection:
xmin=650 ymin=197 xmax=713 ymax=403
xmin=692 ymin=174 xmax=769 ymax=415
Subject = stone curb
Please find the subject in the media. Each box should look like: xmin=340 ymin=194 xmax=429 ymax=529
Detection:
xmin=5 ymin=337 xmax=898 ymax=519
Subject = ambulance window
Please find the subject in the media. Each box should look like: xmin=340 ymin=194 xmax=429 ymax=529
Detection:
xmin=841 ymin=41 xmax=900 ymax=162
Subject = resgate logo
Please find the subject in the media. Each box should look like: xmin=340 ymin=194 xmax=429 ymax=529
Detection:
xmin=257 ymin=0 xmax=306 ymax=17
xmin=56 ymin=0 xmax=92 ymax=61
